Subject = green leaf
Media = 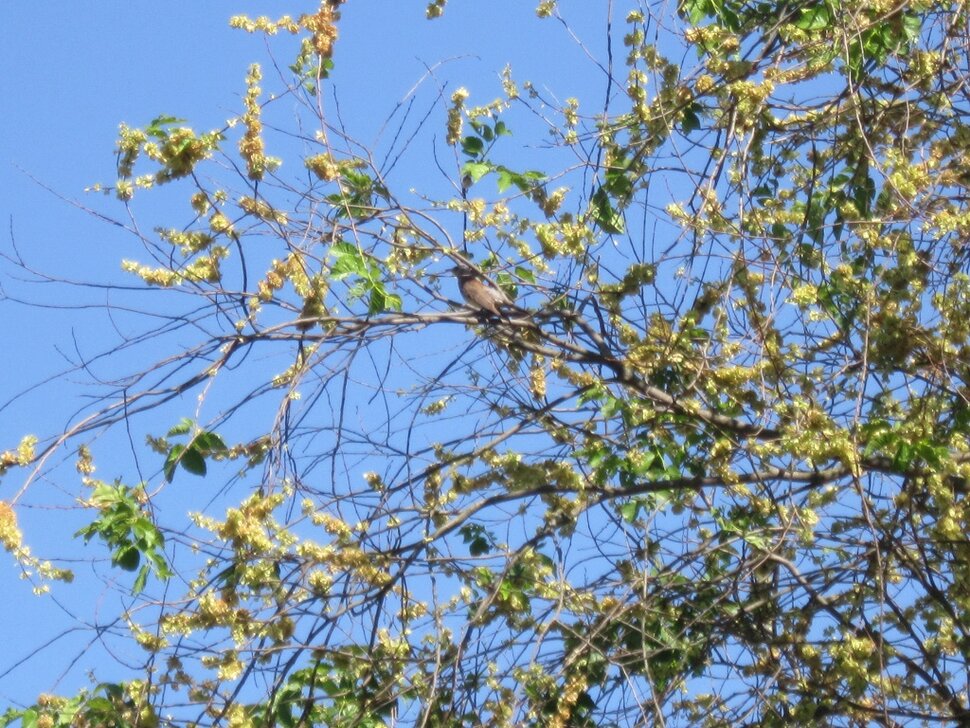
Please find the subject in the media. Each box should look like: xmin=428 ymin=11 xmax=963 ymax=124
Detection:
xmin=679 ymin=0 xmax=707 ymax=25
xmin=276 ymin=705 xmax=297 ymax=728
xmin=462 ymin=161 xmax=491 ymax=184
xmin=459 ymin=524 xmax=493 ymax=556
xmin=131 ymin=518 xmax=153 ymax=545
xmin=681 ymin=104 xmax=701 ymax=132
xmin=341 ymin=168 xmax=373 ymax=190
xmin=495 ymin=167 xmax=545 ymax=194
xmin=603 ymin=164 xmax=633 ymax=198
xmin=521 ymin=170 xmax=546 ymax=188
xmin=470 ymin=119 xmax=489 ymax=137
xmin=133 ymin=564 xmax=149 ymax=595
xmin=146 ymin=115 xmax=185 ymax=138
xmin=461 ymin=135 xmax=484 ymax=157
xmin=795 ymin=3 xmax=831 ymax=31
xmin=163 ymin=444 xmax=184 ymax=482
xmin=331 ymin=242 xmax=368 ymax=279
xmin=892 ymin=440 xmax=914 ymax=471
xmin=914 ymin=440 xmax=946 ymax=468
xmin=83 ymin=697 xmax=114 ymax=712
xmin=193 ymin=431 xmax=228 ymax=453
xmin=861 ymin=420 xmax=892 ymax=458
xmin=902 ymin=12 xmax=921 ymax=43
xmin=368 ymin=287 xmax=387 ymax=315
xmin=75 ymin=524 xmax=97 ymax=541
xmin=514 ymin=266 xmax=535 ymax=284
xmin=167 ymin=417 xmax=193 ymax=437
xmin=591 ymin=186 xmax=624 ymax=234
xmin=496 ymin=168 xmax=515 ymax=193
xmin=742 ymin=531 xmax=768 ymax=550
xmin=114 ymin=545 xmax=141 ymax=572
xmin=179 ymin=445 xmax=207 ymax=476
xmin=620 ymin=500 xmax=640 ymax=523
xmin=494 ymin=272 xmax=517 ymax=299
xmin=146 ymin=551 xmax=174 ymax=580
xmin=469 ymin=536 xmax=489 ymax=556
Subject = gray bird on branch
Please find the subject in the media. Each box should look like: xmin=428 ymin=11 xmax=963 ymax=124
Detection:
xmin=449 ymin=265 xmax=524 ymax=319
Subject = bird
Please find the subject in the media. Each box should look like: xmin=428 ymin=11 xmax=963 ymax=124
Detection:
xmin=449 ymin=265 xmax=518 ymax=318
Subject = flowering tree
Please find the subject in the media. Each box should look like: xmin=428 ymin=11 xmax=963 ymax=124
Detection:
xmin=4 ymin=0 xmax=970 ymax=725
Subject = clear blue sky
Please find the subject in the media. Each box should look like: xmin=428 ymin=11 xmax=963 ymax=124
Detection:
xmin=0 ymin=1 xmax=611 ymax=708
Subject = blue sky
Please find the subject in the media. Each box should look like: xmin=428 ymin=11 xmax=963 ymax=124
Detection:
xmin=0 ymin=1 xmax=614 ymax=708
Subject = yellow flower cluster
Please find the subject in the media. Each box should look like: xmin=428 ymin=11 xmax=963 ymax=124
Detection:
xmin=549 ymin=674 xmax=590 ymax=728
xmin=447 ymin=88 xmax=469 ymax=145
xmin=130 ymin=618 xmax=168 ymax=652
xmin=686 ymin=24 xmax=739 ymax=54
xmin=76 ymin=444 xmax=96 ymax=476
xmin=309 ymin=511 xmax=353 ymax=540
xmin=157 ymin=228 xmax=215 ymax=255
xmin=201 ymin=650 xmax=245 ymax=681
xmin=256 ymin=256 xmax=294 ymax=303
xmin=0 ymin=434 xmax=37 ymax=475
xmin=121 ymin=263 xmax=175 ymax=290
xmin=184 ymin=250 xmax=228 ymax=284
xmin=298 ymin=539 xmax=392 ymax=587
xmin=238 ymin=196 xmax=288 ymax=225
xmin=300 ymin=2 xmax=341 ymax=60
xmin=529 ymin=356 xmax=547 ymax=400
xmin=116 ymin=124 xmax=148 ymax=178
xmin=426 ymin=0 xmax=447 ymax=18
xmin=216 ymin=491 xmax=288 ymax=553
xmin=420 ymin=397 xmax=452 ymax=416
xmin=534 ymin=221 xmax=595 ymax=258
xmin=228 ymin=15 xmax=300 ymax=35
xmin=305 ymin=152 xmax=340 ymax=181
xmin=536 ymin=0 xmax=557 ymax=18
xmin=726 ymin=79 xmax=776 ymax=122
xmin=238 ymin=64 xmax=281 ymax=181
xmin=0 ymin=501 xmax=22 ymax=551
xmin=828 ymin=634 xmax=878 ymax=691
xmin=501 ymin=65 xmax=519 ymax=100
xmin=306 ymin=568 xmax=333 ymax=595
xmin=146 ymin=127 xmax=222 ymax=181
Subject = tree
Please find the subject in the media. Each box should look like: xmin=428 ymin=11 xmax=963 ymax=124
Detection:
xmin=3 ymin=0 xmax=970 ymax=725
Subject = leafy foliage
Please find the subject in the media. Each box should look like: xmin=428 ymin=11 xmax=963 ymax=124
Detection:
xmin=160 ymin=418 xmax=229 ymax=483
xmin=75 ymin=481 xmax=172 ymax=594
xmin=0 ymin=682 xmax=159 ymax=728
